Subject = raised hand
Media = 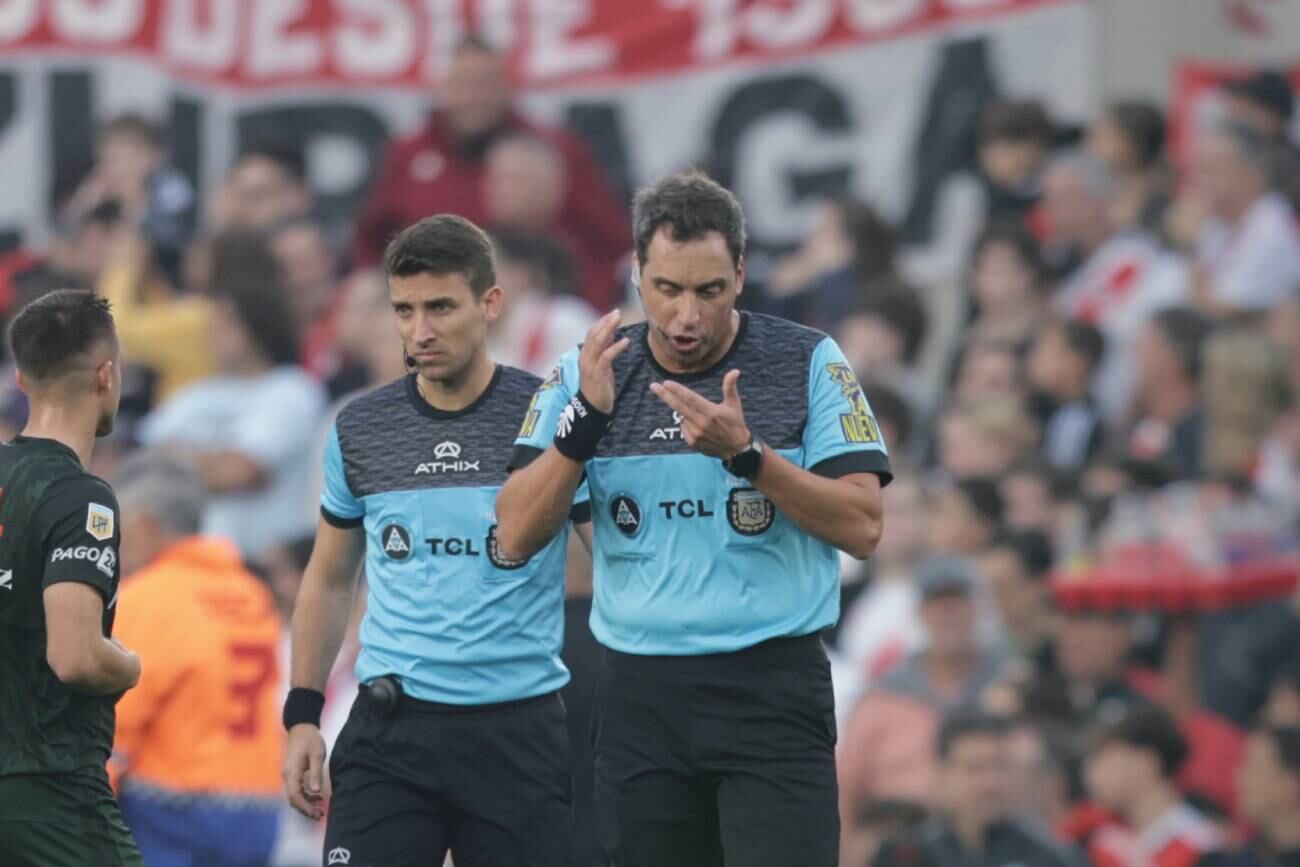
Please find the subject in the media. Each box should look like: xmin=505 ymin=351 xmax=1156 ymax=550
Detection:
xmin=649 ymin=369 xmax=750 ymax=459
xmin=578 ymin=310 xmax=631 ymax=413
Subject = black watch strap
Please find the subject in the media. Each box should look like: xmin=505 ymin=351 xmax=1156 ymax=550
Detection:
xmin=723 ymin=437 xmax=764 ymax=480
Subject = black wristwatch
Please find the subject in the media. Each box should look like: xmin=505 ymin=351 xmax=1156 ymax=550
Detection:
xmin=723 ymin=436 xmax=765 ymax=480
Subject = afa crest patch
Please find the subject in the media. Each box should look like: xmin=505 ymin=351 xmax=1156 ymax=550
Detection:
xmin=86 ymin=503 xmax=114 ymax=541
xmin=727 ymin=488 xmax=774 ymax=536
xmin=824 ymin=362 xmax=881 ymax=445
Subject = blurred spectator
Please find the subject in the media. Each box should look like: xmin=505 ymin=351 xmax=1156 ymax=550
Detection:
xmin=839 ymin=558 xmax=1006 ymax=817
xmin=209 ymin=144 xmax=312 ymax=233
xmin=1129 ymin=307 xmax=1212 ymax=480
xmin=1084 ymin=706 xmax=1222 ymax=867
xmin=976 ymin=100 xmax=1056 ymax=223
xmin=871 ymin=709 xmax=1075 ymax=867
xmin=979 ymin=529 xmax=1057 ymax=675
xmin=139 ymin=232 xmax=326 ymax=558
xmin=1087 ymin=101 xmax=1172 ymax=235
xmin=332 ymin=267 xmax=408 ymax=391
xmin=1200 ymin=325 xmax=1291 ymax=485
xmin=844 ymin=799 xmax=929 ymax=867
xmin=937 ymin=397 xmax=1039 ymax=480
xmin=1052 ymin=608 xmax=1147 ymax=726
xmin=952 ymin=337 xmax=1021 ymax=405
xmin=835 ymin=474 xmax=931 ymax=717
xmin=965 ymin=222 xmax=1051 ymax=350
xmin=63 ymin=114 xmax=195 ymax=283
xmin=483 ymin=134 xmax=624 ymax=310
xmin=1027 ymin=317 xmax=1107 ymax=471
xmin=109 ymin=452 xmax=283 ymax=867
xmin=270 ymin=217 xmax=344 ymax=381
xmin=1222 ymin=71 xmax=1296 ymax=149
xmin=770 ymin=197 xmax=900 ymax=329
xmin=1264 ymin=657 xmax=1300 ymax=728
xmin=999 ymin=460 xmax=1073 ymax=535
xmin=1202 ymin=726 xmax=1300 ymax=867
xmin=353 ymin=35 xmax=628 ymax=309
xmin=863 ymin=382 xmax=916 ymax=459
xmin=837 ymin=283 xmax=930 ymax=396
xmin=928 ymin=478 xmax=1003 ymax=557
xmin=1004 ymin=719 xmax=1076 ymax=832
xmin=1171 ymin=123 xmax=1300 ymax=317
xmin=487 ymin=228 xmax=597 ymax=376
xmin=1047 ymin=151 xmax=1188 ymax=420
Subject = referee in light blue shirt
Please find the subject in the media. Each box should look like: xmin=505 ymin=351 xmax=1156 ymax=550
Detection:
xmin=496 ymin=171 xmax=891 ymax=867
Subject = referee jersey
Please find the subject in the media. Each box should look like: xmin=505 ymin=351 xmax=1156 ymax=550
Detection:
xmin=511 ymin=312 xmax=892 ymax=656
xmin=321 ymin=366 xmax=587 ymax=705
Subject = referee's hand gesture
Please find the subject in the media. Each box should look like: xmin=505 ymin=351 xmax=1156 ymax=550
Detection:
xmin=580 ymin=310 xmax=631 ymax=414
xmin=650 ymin=369 xmax=751 ymax=459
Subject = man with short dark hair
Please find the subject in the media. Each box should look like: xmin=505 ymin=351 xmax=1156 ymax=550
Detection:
xmin=871 ymin=709 xmax=1074 ymax=867
xmin=1129 ymin=307 xmax=1212 ymax=479
xmin=1201 ymin=726 xmax=1300 ymax=866
xmin=0 ymin=289 xmax=144 ymax=866
xmin=1084 ymin=706 xmax=1221 ymax=867
xmin=979 ymin=529 xmax=1057 ymax=674
xmin=497 ymin=170 xmax=890 ymax=866
xmin=1028 ymin=318 xmax=1106 ymax=471
xmin=284 ymin=215 xmax=585 ymax=867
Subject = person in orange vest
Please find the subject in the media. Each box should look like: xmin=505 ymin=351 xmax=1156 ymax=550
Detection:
xmin=109 ymin=451 xmax=284 ymax=867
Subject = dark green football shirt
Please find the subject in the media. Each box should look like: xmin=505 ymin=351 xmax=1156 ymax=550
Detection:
xmin=0 ymin=436 xmax=123 ymax=778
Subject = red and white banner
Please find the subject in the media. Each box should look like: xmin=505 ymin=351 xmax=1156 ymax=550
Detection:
xmin=1170 ymin=60 xmax=1300 ymax=166
xmin=0 ymin=0 xmax=1097 ymax=255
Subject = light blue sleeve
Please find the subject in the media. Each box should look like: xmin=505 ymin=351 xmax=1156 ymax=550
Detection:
xmin=803 ymin=337 xmax=892 ymax=480
xmin=512 ymin=351 xmax=581 ymax=456
xmin=321 ymin=425 xmax=365 ymax=523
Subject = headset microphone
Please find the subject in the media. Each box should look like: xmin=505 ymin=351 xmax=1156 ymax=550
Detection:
xmin=403 ymin=350 xmax=417 ymax=370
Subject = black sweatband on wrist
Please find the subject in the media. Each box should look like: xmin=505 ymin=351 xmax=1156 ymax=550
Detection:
xmin=283 ymin=687 xmax=326 ymax=731
xmin=553 ymin=390 xmax=612 ymax=463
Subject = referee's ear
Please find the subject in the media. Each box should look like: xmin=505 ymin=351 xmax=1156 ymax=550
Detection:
xmin=733 ymin=255 xmax=745 ymax=299
xmin=481 ymin=284 xmax=504 ymax=322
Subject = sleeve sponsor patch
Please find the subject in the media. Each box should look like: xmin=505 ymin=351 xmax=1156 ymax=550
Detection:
xmin=86 ymin=503 xmax=115 ymax=541
xmin=824 ymin=362 xmax=881 ymax=445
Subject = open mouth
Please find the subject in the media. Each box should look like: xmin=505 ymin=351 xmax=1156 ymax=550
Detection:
xmin=671 ymin=335 xmax=700 ymax=353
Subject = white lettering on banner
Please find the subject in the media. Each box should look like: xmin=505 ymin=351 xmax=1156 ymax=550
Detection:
xmin=162 ymin=0 xmax=239 ymax=72
xmin=746 ymin=0 xmax=837 ymax=51
xmin=664 ymin=0 xmax=743 ymax=62
xmin=526 ymin=0 xmax=617 ymax=81
xmin=249 ymin=0 xmax=323 ymax=78
xmin=0 ymin=0 xmax=38 ymax=42
xmin=335 ymin=0 xmax=416 ymax=79
xmin=846 ymin=0 xmax=926 ymax=32
xmin=53 ymin=0 xmax=145 ymax=43
xmin=420 ymin=0 xmax=464 ymax=80
xmin=479 ymin=0 xmax=517 ymax=59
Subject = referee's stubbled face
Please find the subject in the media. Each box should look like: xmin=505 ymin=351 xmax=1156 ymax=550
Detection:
xmin=390 ymin=271 xmax=502 ymax=384
xmin=638 ymin=228 xmax=743 ymax=374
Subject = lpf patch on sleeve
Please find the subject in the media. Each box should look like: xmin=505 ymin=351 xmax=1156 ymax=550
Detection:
xmin=86 ymin=503 xmax=115 ymax=541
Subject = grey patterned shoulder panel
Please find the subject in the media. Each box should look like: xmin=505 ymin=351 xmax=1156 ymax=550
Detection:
xmin=599 ymin=313 xmax=827 ymax=456
xmin=336 ymin=367 xmax=542 ymax=497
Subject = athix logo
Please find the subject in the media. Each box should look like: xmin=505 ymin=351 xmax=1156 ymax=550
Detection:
xmin=650 ymin=410 xmax=684 ymax=441
xmin=0 ymin=570 xmax=11 ymax=590
xmin=327 ymin=848 xmax=351 ymax=865
xmin=415 ymin=440 xmax=479 ymax=475
xmin=556 ymin=395 xmax=590 ymax=440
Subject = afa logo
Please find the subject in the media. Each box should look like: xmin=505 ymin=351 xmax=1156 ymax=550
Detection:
xmin=824 ymin=363 xmax=881 ymax=445
xmin=380 ymin=524 xmax=412 ymax=561
xmin=727 ymin=488 xmax=775 ymax=536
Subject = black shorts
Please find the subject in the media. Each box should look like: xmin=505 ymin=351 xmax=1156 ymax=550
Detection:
xmin=325 ymin=687 xmax=572 ymax=867
xmin=592 ymin=633 xmax=839 ymax=867
xmin=0 ymin=770 xmax=144 ymax=867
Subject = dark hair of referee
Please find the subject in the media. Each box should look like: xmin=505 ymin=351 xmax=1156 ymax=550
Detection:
xmin=9 ymin=289 xmax=121 ymax=440
xmin=382 ymin=214 xmax=503 ymax=398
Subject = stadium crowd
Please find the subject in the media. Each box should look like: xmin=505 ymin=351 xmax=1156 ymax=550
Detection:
xmin=1 ymin=36 xmax=1299 ymax=867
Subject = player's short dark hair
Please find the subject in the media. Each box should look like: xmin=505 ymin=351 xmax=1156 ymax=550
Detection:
xmin=1090 ymin=705 xmax=1189 ymax=779
xmin=937 ymin=707 xmax=1010 ymax=760
xmin=978 ymin=99 xmax=1055 ymax=148
xmin=1105 ymin=101 xmax=1166 ymax=169
xmin=99 ymin=112 xmax=164 ymax=150
xmin=1055 ymin=318 xmax=1106 ymax=374
xmin=633 ymin=170 xmax=746 ymax=268
xmin=208 ymin=231 xmax=300 ymax=367
xmin=8 ymin=289 xmax=117 ymax=385
xmin=384 ymin=215 xmax=497 ymax=299
xmin=1151 ymin=307 xmax=1213 ymax=382
xmin=987 ymin=528 xmax=1055 ymax=581
xmin=956 ymin=477 xmax=1004 ymax=527
xmin=859 ymin=284 xmax=929 ymax=366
